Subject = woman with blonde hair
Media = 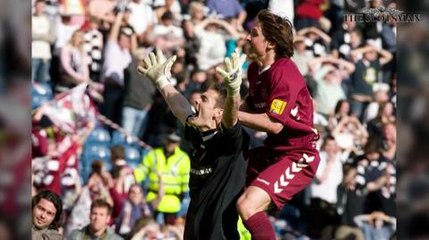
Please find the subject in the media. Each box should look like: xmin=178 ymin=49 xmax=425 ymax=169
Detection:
xmin=57 ymin=29 xmax=90 ymax=92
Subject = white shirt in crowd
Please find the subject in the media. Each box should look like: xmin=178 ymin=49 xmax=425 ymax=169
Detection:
xmin=102 ymin=40 xmax=132 ymax=86
xmin=32 ymin=15 xmax=53 ymax=59
xmin=151 ymin=0 xmax=181 ymax=13
xmin=310 ymin=151 xmax=343 ymax=204
xmin=194 ymin=25 xmax=227 ymax=70
xmin=153 ymin=24 xmax=184 ymax=38
xmin=54 ymin=21 xmax=79 ymax=55
xmin=268 ymin=0 xmax=294 ymax=23
xmin=128 ymin=0 xmax=157 ymax=35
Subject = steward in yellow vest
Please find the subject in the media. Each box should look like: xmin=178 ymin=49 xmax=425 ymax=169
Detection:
xmin=134 ymin=133 xmax=190 ymax=224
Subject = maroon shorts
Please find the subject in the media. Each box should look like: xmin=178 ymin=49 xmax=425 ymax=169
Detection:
xmin=246 ymin=147 xmax=320 ymax=209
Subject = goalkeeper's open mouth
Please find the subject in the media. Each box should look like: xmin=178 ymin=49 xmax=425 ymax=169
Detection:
xmin=189 ymin=106 xmax=200 ymax=121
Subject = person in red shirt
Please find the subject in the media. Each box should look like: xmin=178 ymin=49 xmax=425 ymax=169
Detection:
xmin=295 ymin=0 xmax=325 ymax=30
xmin=236 ymin=10 xmax=321 ymax=240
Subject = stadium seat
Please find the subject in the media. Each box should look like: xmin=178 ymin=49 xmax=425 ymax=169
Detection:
xmin=111 ymin=130 xmax=135 ymax=146
xmin=32 ymin=83 xmax=53 ymax=109
xmin=31 ymin=94 xmax=52 ymax=109
xmin=124 ymin=145 xmax=142 ymax=168
xmin=141 ymin=147 xmax=150 ymax=159
xmin=80 ymin=144 xmax=112 ymax=183
xmin=85 ymin=127 xmax=111 ymax=145
xmin=33 ymin=82 xmax=53 ymax=97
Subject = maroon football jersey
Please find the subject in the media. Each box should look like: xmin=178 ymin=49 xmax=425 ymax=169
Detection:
xmin=245 ymin=58 xmax=319 ymax=152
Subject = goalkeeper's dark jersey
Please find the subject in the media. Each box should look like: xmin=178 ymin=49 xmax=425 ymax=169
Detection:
xmin=183 ymin=123 xmax=249 ymax=240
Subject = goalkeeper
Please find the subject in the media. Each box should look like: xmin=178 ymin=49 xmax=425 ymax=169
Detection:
xmin=137 ymin=49 xmax=249 ymax=240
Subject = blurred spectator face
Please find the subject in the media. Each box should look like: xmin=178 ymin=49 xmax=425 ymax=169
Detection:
xmin=143 ymin=223 xmax=162 ymax=240
xmin=246 ymin=21 xmax=267 ymax=58
xmin=71 ymin=30 xmax=85 ymax=48
xmin=205 ymin=23 xmax=219 ymax=32
xmin=383 ymin=122 xmax=396 ymax=141
xmin=117 ymin=165 xmax=132 ymax=179
xmin=373 ymin=90 xmax=389 ymax=103
xmin=162 ymin=18 xmax=174 ymax=27
xmin=324 ymin=67 xmax=340 ymax=83
xmin=124 ymin=10 xmax=131 ymax=22
xmin=381 ymin=102 xmax=394 ymax=117
xmin=367 ymin=150 xmax=380 ymax=161
xmin=306 ymin=31 xmax=318 ymax=41
xmin=32 ymin=198 xmax=57 ymax=230
xmin=337 ymin=100 xmax=350 ymax=116
xmin=89 ymin=206 xmax=111 ymax=233
xmin=119 ymin=34 xmax=131 ymax=50
xmin=34 ymin=1 xmax=46 ymax=16
xmin=88 ymin=174 xmax=108 ymax=199
xmin=294 ymin=40 xmax=306 ymax=52
xmin=388 ymin=1 xmax=397 ymax=8
xmin=371 ymin=217 xmax=384 ymax=229
xmin=364 ymin=49 xmax=378 ymax=61
xmin=161 ymin=11 xmax=174 ymax=26
xmin=90 ymin=19 xmax=100 ymax=30
xmin=90 ymin=160 xmax=104 ymax=176
xmin=189 ymin=2 xmax=205 ymax=20
xmin=387 ymin=2 xmax=397 ymax=26
xmin=324 ymin=70 xmax=335 ymax=82
xmin=192 ymin=71 xmax=207 ymax=83
xmin=129 ymin=185 xmax=144 ymax=205
xmin=344 ymin=167 xmax=357 ymax=190
xmin=370 ymin=0 xmax=383 ymax=8
xmin=193 ymin=8 xmax=205 ymax=21
xmin=165 ymin=139 xmax=179 ymax=153
xmin=61 ymin=15 xmax=72 ymax=24
xmin=89 ymin=180 xmax=102 ymax=195
xmin=350 ymin=31 xmax=362 ymax=46
xmin=172 ymin=61 xmax=184 ymax=74
xmin=323 ymin=138 xmax=339 ymax=155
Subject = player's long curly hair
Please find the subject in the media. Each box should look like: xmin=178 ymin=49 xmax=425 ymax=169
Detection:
xmin=257 ymin=10 xmax=294 ymax=59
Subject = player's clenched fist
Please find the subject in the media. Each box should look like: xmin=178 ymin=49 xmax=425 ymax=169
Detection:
xmin=137 ymin=48 xmax=177 ymax=90
xmin=216 ymin=50 xmax=247 ymax=96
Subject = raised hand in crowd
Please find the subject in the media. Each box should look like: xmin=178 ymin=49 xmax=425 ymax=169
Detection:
xmin=308 ymin=54 xmax=355 ymax=76
xmin=297 ymin=26 xmax=332 ymax=44
xmin=350 ymin=44 xmax=393 ymax=65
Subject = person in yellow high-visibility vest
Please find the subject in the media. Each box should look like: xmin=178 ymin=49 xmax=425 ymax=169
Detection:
xmin=134 ymin=132 xmax=190 ymax=225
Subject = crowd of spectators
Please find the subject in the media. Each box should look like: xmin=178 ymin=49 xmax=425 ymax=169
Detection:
xmin=31 ymin=0 xmax=398 ymax=239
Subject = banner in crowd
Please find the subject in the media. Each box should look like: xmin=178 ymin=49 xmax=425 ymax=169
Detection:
xmin=32 ymin=83 xmax=97 ymax=194
xmin=41 ymin=83 xmax=97 ymax=134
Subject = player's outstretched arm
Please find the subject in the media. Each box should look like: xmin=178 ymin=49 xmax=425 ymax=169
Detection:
xmin=216 ymin=50 xmax=247 ymax=129
xmin=137 ymin=48 xmax=193 ymax=126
